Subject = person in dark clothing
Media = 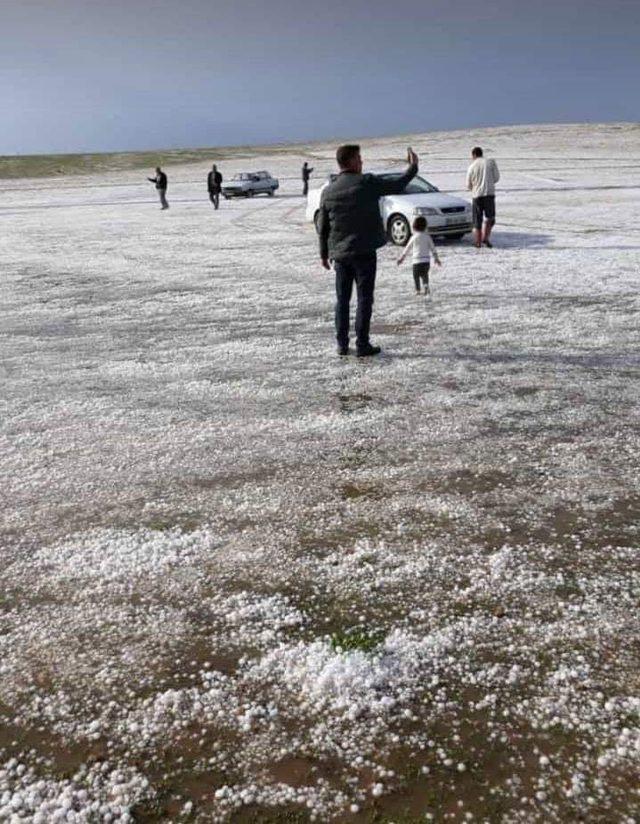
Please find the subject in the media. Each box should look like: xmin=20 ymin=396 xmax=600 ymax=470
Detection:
xmin=207 ymin=164 xmax=223 ymax=209
xmin=317 ymin=144 xmax=419 ymax=356
xmin=302 ymin=162 xmax=314 ymax=197
xmin=148 ymin=166 xmax=169 ymax=209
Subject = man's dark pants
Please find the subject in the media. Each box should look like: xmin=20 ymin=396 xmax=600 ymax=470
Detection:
xmin=334 ymin=253 xmax=377 ymax=350
xmin=472 ymin=195 xmax=496 ymax=229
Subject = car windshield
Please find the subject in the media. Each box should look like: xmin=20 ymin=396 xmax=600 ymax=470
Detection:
xmin=379 ymin=174 xmax=438 ymax=194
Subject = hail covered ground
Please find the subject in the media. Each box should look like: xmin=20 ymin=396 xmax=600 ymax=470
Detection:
xmin=1 ymin=123 xmax=639 ymax=822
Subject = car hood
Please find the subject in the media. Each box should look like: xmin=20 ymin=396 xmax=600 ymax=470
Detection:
xmin=387 ymin=192 xmax=469 ymax=209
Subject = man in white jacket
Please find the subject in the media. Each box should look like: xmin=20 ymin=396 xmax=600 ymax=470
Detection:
xmin=466 ymin=147 xmax=500 ymax=248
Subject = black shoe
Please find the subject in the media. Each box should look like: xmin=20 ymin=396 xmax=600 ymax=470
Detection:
xmin=357 ymin=344 xmax=381 ymax=358
xmin=483 ymin=239 xmax=493 ymax=248
xmin=337 ymin=345 xmax=349 ymax=356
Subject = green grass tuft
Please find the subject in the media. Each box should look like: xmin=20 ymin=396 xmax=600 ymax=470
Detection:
xmin=330 ymin=627 xmax=386 ymax=654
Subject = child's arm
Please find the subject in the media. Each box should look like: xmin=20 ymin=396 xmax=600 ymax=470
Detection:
xmin=428 ymin=234 xmax=442 ymax=266
xmin=397 ymin=236 xmax=414 ymax=266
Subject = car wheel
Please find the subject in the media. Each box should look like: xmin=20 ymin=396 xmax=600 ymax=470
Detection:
xmin=268 ymin=189 xmax=275 ymax=197
xmin=247 ymin=190 xmax=254 ymax=198
xmin=388 ymin=214 xmax=411 ymax=246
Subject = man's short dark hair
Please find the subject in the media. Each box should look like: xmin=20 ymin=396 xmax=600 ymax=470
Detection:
xmin=472 ymin=146 xmax=483 ymax=158
xmin=336 ymin=144 xmax=361 ymax=169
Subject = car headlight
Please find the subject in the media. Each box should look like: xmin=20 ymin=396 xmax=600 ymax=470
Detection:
xmin=413 ymin=207 xmax=438 ymax=216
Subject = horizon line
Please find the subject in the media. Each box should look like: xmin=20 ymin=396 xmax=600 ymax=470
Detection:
xmin=1 ymin=119 xmax=637 ymax=162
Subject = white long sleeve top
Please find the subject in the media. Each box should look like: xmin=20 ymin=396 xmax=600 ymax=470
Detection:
xmin=466 ymin=157 xmax=500 ymax=198
xmin=401 ymin=230 xmax=439 ymax=264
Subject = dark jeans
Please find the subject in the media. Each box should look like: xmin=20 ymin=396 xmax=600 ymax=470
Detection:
xmin=413 ymin=262 xmax=430 ymax=291
xmin=209 ymin=191 xmax=220 ymax=209
xmin=334 ymin=253 xmax=377 ymax=349
xmin=158 ymin=188 xmax=169 ymax=209
xmin=303 ymin=180 xmax=309 ymax=196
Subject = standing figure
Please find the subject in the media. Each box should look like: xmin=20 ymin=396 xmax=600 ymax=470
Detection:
xmin=302 ymin=161 xmax=314 ymax=197
xmin=317 ymin=144 xmax=418 ymax=357
xmin=396 ymin=216 xmax=442 ymax=296
xmin=208 ymin=164 xmax=223 ymax=209
xmin=148 ymin=166 xmax=169 ymax=210
xmin=466 ymin=147 xmax=500 ymax=248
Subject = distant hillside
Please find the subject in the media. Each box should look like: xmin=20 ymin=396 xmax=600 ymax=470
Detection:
xmin=2 ymin=122 xmax=637 ymax=180
xmin=0 ymin=142 xmax=303 ymax=180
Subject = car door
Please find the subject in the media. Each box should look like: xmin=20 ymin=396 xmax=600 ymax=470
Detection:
xmin=258 ymin=172 xmax=270 ymax=194
xmin=249 ymin=172 xmax=260 ymax=194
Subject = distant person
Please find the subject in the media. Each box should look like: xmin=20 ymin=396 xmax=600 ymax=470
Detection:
xmin=207 ymin=164 xmax=223 ymax=209
xmin=396 ymin=216 xmax=441 ymax=296
xmin=302 ymin=161 xmax=313 ymax=196
xmin=317 ymin=144 xmax=418 ymax=357
xmin=148 ymin=166 xmax=169 ymax=210
xmin=466 ymin=147 xmax=500 ymax=248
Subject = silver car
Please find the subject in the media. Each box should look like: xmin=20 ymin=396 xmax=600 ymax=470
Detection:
xmin=307 ymin=172 xmax=472 ymax=245
xmin=222 ymin=170 xmax=279 ymax=198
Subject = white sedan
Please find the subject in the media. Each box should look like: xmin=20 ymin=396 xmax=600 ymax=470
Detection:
xmin=306 ymin=172 xmax=472 ymax=245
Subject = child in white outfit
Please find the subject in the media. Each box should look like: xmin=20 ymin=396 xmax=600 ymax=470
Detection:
xmin=397 ymin=215 xmax=441 ymax=295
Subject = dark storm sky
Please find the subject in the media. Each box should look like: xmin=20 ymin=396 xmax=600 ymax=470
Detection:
xmin=2 ymin=0 xmax=639 ymax=154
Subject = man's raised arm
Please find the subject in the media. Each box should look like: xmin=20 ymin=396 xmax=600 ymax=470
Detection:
xmin=375 ymin=147 xmax=419 ymax=195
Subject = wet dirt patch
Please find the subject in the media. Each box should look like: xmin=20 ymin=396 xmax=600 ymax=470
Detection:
xmin=530 ymin=497 xmax=640 ymax=551
xmin=187 ymin=466 xmax=276 ymax=491
xmin=336 ymin=392 xmax=376 ymax=414
xmin=266 ymin=756 xmax=343 ymax=790
xmin=513 ymin=385 xmax=541 ymax=397
xmin=439 ymin=377 xmax=461 ymax=390
xmin=230 ymin=806 xmax=311 ymax=823
xmin=423 ymin=469 xmax=513 ymax=496
xmin=340 ymin=482 xmax=385 ymax=501
xmin=0 ymin=717 xmax=108 ymax=778
xmin=142 ymin=513 xmax=203 ymax=532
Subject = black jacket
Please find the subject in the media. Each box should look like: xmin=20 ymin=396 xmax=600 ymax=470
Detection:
xmin=148 ymin=172 xmax=167 ymax=190
xmin=302 ymin=165 xmax=313 ymax=181
xmin=208 ymin=170 xmax=223 ymax=192
xmin=318 ymin=164 xmax=418 ymax=260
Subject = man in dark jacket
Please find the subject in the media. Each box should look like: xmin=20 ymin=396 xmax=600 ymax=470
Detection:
xmin=317 ymin=144 xmax=418 ymax=356
xmin=148 ymin=166 xmax=169 ymax=210
xmin=302 ymin=162 xmax=313 ymax=197
xmin=207 ymin=164 xmax=223 ymax=209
